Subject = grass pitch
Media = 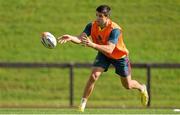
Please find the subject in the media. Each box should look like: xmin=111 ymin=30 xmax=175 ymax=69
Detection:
xmin=0 ymin=0 xmax=179 ymax=109
xmin=0 ymin=108 xmax=179 ymax=114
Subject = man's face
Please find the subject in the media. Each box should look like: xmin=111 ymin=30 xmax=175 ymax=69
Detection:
xmin=96 ymin=12 xmax=108 ymax=26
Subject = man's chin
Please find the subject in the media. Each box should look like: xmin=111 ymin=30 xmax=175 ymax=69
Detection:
xmin=97 ymin=22 xmax=102 ymax=26
xmin=96 ymin=21 xmax=100 ymax=25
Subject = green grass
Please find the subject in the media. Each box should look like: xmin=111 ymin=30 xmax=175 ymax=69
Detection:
xmin=0 ymin=108 xmax=179 ymax=114
xmin=0 ymin=0 xmax=179 ymax=62
xmin=0 ymin=68 xmax=179 ymax=108
xmin=0 ymin=0 xmax=179 ymax=109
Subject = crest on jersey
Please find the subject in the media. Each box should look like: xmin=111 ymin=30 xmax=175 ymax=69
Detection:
xmin=97 ymin=35 xmax=103 ymax=44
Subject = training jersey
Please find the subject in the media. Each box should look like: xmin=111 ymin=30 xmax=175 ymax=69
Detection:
xmin=83 ymin=19 xmax=129 ymax=59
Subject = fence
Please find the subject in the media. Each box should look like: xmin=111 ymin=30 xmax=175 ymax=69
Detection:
xmin=0 ymin=62 xmax=180 ymax=107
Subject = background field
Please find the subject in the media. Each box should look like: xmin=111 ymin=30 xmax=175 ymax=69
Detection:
xmin=0 ymin=0 xmax=180 ymax=112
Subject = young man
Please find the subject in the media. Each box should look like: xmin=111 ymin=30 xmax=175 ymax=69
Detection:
xmin=58 ymin=5 xmax=149 ymax=112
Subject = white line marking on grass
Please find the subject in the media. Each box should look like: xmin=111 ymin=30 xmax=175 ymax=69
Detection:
xmin=174 ymin=109 xmax=180 ymax=112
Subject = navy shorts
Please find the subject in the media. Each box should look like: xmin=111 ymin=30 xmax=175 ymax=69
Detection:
xmin=93 ymin=52 xmax=131 ymax=77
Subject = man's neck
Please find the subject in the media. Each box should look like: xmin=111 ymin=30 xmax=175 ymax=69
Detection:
xmin=99 ymin=20 xmax=109 ymax=29
xmin=99 ymin=24 xmax=106 ymax=29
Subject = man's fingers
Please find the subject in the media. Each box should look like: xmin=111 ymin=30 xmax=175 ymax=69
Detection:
xmin=82 ymin=36 xmax=88 ymax=40
xmin=57 ymin=38 xmax=63 ymax=43
xmin=81 ymin=37 xmax=88 ymax=42
xmin=57 ymin=36 xmax=64 ymax=43
xmin=61 ymin=40 xmax=67 ymax=44
xmin=58 ymin=39 xmax=65 ymax=44
xmin=57 ymin=35 xmax=71 ymax=44
xmin=57 ymin=35 xmax=69 ymax=40
xmin=59 ymin=39 xmax=63 ymax=44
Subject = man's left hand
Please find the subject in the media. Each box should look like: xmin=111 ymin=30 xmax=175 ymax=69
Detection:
xmin=81 ymin=35 xmax=96 ymax=48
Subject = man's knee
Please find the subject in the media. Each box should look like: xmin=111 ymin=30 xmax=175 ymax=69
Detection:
xmin=89 ymin=67 xmax=103 ymax=82
xmin=89 ymin=73 xmax=100 ymax=82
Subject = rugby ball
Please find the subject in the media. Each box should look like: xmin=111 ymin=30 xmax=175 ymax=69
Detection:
xmin=41 ymin=32 xmax=57 ymax=49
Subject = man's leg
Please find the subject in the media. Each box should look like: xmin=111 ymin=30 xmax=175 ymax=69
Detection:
xmin=120 ymin=75 xmax=143 ymax=90
xmin=112 ymin=56 xmax=149 ymax=106
xmin=79 ymin=67 xmax=104 ymax=112
xmin=120 ymin=75 xmax=149 ymax=106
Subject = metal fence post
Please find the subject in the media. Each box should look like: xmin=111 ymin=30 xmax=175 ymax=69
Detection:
xmin=69 ymin=63 xmax=74 ymax=107
xmin=147 ymin=64 xmax=151 ymax=107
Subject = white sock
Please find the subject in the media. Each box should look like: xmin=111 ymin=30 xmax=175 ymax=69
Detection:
xmin=80 ymin=98 xmax=87 ymax=109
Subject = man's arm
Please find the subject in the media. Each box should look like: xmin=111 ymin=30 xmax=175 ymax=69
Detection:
xmin=81 ymin=37 xmax=115 ymax=54
xmin=58 ymin=32 xmax=116 ymax=54
xmin=93 ymin=42 xmax=115 ymax=54
xmin=81 ymin=29 xmax=120 ymax=54
xmin=57 ymin=33 xmax=87 ymax=44
xmin=57 ymin=35 xmax=80 ymax=44
xmin=57 ymin=23 xmax=91 ymax=44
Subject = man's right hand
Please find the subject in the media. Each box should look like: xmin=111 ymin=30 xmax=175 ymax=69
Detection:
xmin=57 ymin=35 xmax=72 ymax=44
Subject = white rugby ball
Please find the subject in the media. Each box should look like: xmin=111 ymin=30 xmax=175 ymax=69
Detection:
xmin=41 ymin=32 xmax=57 ymax=49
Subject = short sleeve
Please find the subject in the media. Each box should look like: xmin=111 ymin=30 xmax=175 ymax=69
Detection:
xmin=83 ymin=23 xmax=92 ymax=36
xmin=108 ymin=29 xmax=121 ymax=44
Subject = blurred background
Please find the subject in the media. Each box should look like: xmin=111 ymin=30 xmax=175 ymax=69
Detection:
xmin=0 ymin=0 xmax=179 ymax=108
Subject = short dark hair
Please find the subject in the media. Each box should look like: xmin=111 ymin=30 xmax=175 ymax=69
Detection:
xmin=96 ymin=5 xmax=111 ymax=17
